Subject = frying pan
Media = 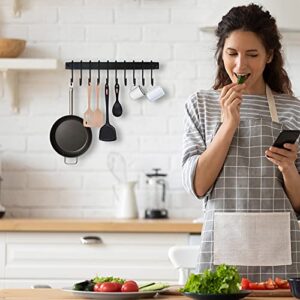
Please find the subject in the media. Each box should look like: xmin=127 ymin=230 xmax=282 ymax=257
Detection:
xmin=50 ymin=84 xmax=92 ymax=164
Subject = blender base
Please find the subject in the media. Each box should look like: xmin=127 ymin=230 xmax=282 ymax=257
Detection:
xmin=144 ymin=208 xmax=168 ymax=219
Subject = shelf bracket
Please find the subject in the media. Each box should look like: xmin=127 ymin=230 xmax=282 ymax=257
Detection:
xmin=12 ymin=0 xmax=21 ymax=17
xmin=1 ymin=70 xmax=19 ymax=113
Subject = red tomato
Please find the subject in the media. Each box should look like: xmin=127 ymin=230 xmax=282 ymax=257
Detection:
xmin=275 ymin=277 xmax=289 ymax=289
xmin=99 ymin=282 xmax=120 ymax=292
xmin=121 ymin=281 xmax=139 ymax=292
xmin=93 ymin=283 xmax=102 ymax=292
xmin=112 ymin=282 xmax=122 ymax=292
xmin=265 ymin=278 xmax=277 ymax=290
xmin=249 ymin=282 xmax=265 ymax=290
xmin=241 ymin=278 xmax=250 ymax=290
xmin=280 ymin=282 xmax=290 ymax=289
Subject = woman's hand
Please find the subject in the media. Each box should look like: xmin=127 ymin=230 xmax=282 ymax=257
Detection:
xmin=219 ymin=83 xmax=246 ymax=129
xmin=265 ymin=143 xmax=298 ymax=173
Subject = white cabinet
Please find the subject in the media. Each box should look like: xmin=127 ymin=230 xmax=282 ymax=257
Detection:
xmin=0 ymin=231 xmax=189 ymax=288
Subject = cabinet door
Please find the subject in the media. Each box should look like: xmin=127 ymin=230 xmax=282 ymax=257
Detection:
xmin=0 ymin=233 xmax=5 ymax=278
xmin=4 ymin=232 xmax=188 ymax=282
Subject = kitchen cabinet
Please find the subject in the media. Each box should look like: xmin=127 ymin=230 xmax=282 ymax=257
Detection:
xmin=0 ymin=231 xmax=191 ymax=288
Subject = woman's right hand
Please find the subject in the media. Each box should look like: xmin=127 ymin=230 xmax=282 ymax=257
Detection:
xmin=219 ymin=83 xmax=246 ymax=130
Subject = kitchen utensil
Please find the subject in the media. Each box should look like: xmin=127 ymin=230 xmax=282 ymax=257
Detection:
xmin=247 ymin=289 xmax=291 ymax=297
xmin=83 ymin=83 xmax=95 ymax=127
xmin=114 ymin=181 xmax=138 ymax=219
xmin=93 ymin=82 xmax=103 ymax=127
xmin=144 ymin=168 xmax=168 ymax=219
xmin=50 ymin=84 xmax=92 ymax=164
xmin=99 ymin=81 xmax=117 ymax=141
xmin=129 ymin=85 xmax=145 ymax=100
xmin=63 ymin=288 xmax=158 ymax=300
xmin=288 ymin=278 xmax=300 ymax=298
xmin=183 ymin=291 xmax=251 ymax=300
xmin=146 ymin=85 xmax=165 ymax=102
xmin=107 ymin=152 xmax=127 ymax=183
xmin=112 ymin=79 xmax=122 ymax=117
xmin=0 ymin=38 xmax=26 ymax=58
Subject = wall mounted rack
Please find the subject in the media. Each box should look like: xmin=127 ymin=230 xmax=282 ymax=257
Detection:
xmin=65 ymin=60 xmax=159 ymax=86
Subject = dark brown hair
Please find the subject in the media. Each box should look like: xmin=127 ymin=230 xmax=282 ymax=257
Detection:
xmin=213 ymin=3 xmax=293 ymax=95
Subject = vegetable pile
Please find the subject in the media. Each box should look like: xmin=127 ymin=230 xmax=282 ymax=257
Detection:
xmin=241 ymin=277 xmax=290 ymax=290
xmin=73 ymin=276 xmax=168 ymax=293
xmin=181 ymin=264 xmax=240 ymax=295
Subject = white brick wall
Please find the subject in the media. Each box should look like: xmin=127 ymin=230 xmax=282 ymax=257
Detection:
xmin=0 ymin=0 xmax=300 ymax=219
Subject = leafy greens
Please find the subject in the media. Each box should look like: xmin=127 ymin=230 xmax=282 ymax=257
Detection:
xmin=181 ymin=264 xmax=241 ymax=294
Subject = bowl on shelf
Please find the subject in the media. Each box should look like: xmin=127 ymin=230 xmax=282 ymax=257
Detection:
xmin=0 ymin=38 xmax=26 ymax=58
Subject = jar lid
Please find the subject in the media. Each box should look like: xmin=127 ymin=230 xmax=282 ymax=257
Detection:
xmin=146 ymin=168 xmax=167 ymax=177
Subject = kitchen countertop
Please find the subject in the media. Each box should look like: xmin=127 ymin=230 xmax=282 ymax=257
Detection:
xmin=0 ymin=218 xmax=203 ymax=233
xmin=0 ymin=288 xmax=294 ymax=300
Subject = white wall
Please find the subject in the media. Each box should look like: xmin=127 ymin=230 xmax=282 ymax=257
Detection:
xmin=0 ymin=0 xmax=299 ymax=219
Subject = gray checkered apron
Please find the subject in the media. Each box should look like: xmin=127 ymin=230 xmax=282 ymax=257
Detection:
xmin=196 ymin=86 xmax=300 ymax=281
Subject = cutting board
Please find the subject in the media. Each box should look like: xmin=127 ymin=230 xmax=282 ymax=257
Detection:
xmin=247 ymin=289 xmax=292 ymax=297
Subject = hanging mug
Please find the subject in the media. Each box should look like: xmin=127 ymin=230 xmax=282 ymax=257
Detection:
xmin=129 ymin=85 xmax=145 ymax=100
xmin=146 ymin=85 xmax=165 ymax=102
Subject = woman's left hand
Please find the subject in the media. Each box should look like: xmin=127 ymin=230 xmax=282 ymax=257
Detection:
xmin=265 ymin=143 xmax=298 ymax=173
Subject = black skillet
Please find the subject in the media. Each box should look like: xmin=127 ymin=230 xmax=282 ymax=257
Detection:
xmin=50 ymin=84 xmax=92 ymax=164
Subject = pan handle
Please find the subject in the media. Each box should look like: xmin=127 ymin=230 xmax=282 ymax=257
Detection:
xmin=64 ymin=157 xmax=78 ymax=165
xmin=69 ymin=85 xmax=74 ymax=115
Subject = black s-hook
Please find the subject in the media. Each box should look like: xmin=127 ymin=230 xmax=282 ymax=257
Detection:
xmin=142 ymin=60 xmax=145 ymax=86
xmin=124 ymin=60 xmax=127 ymax=86
xmin=79 ymin=60 xmax=83 ymax=86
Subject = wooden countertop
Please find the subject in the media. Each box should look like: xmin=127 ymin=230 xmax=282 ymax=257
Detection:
xmin=0 ymin=218 xmax=203 ymax=233
xmin=0 ymin=289 xmax=294 ymax=300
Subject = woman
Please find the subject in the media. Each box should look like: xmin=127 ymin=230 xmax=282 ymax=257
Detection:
xmin=182 ymin=3 xmax=300 ymax=281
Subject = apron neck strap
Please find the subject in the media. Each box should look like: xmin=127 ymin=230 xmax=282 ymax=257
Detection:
xmin=220 ymin=84 xmax=279 ymax=123
xmin=266 ymin=84 xmax=279 ymax=123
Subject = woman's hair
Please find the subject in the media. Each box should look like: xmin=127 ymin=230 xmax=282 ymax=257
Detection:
xmin=213 ymin=3 xmax=293 ymax=95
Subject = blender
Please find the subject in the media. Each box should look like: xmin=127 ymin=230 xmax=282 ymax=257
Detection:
xmin=144 ymin=168 xmax=168 ymax=219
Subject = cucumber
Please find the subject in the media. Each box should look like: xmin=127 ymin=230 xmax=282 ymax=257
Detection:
xmin=237 ymin=75 xmax=246 ymax=84
xmin=139 ymin=282 xmax=169 ymax=291
xmin=138 ymin=282 xmax=155 ymax=289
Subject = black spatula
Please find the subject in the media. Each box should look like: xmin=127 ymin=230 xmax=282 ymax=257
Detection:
xmin=99 ymin=81 xmax=117 ymax=141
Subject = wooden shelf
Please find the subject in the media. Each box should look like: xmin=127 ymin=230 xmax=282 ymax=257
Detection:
xmin=0 ymin=59 xmax=58 ymax=113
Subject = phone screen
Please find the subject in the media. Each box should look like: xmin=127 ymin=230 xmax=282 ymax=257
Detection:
xmin=272 ymin=130 xmax=300 ymax=148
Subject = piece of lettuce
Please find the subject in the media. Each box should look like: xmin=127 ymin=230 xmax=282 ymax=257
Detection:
xmin=181 ymin=264 xmax=240 ymax=294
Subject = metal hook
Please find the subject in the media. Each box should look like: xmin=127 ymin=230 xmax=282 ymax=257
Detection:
xmin=124 ymin=60 xmax=127 ymax=86
xmin=70 ymin=60 xmax=74 ymax=86
xmin=115 ymin=60 xmax=118 ymax=84
xmin=79 ymin=60 xmax=83 ymax=86
xmin=133 ymin=60 xmax=136 ymax=86
xmin=141 ymin=60 xmax=145 ymax=86
xmin=150 ymin=60 xmax=154 ymax=86
xmin=106 ymin=60 xmax=109 ymax=84
xmin=97 ymin=60 xmax=100 ymax=85
xmin=88 ymin=60 xmax=91 ymax=85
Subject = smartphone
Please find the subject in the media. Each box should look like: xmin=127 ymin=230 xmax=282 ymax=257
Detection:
xmin=272 ymin=130 xmax=300 ymax=148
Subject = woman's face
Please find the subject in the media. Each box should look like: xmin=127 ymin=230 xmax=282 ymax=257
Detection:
xmin=222 ymin=30 xmax=272 ymax=94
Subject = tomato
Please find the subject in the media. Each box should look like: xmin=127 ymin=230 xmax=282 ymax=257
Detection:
xmin=280 ymin=282 xmax=290 ymax=289
xmin=249 ymin=282 xmax=265 ymax=290
xmin=93 ymin=283 xmax=102 ymax=292
xmin=265 ymin=278 xmax=277 ymax=290
xmin=275 ymin=277 xmax=288 ymax=288
xmin=241 ymin=278 xmax=250 ymax=290
xmin=112 ymin=282 xmax=122 ymax=292
xmin=121 ymin=281 xmax=139 ymax=292
xmin=99 ymin=282 xmax=120 ymax=292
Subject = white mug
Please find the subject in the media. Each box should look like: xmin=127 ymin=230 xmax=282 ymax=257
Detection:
xmin=146 ymin=86 xmax=165 ymax=102
xmin=129 ymin=85 xmax=145 ymax=100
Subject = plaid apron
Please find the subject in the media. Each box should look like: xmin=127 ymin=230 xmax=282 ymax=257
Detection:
xmin=196 ymin=86 xmax=300 ymax=281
